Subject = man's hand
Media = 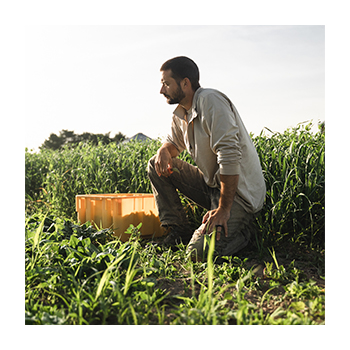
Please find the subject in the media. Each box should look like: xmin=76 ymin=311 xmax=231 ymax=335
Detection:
xmin=202 ymin=174 xmax=239 ymax=241
xmin=202 ymin=207 xmax=230 ymax=241
xmin=155 ymin=143 xmax=179 ymax=177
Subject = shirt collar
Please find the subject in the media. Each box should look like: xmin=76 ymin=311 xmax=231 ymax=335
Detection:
xmin=173 ymin=87 xmax=202 ymax=123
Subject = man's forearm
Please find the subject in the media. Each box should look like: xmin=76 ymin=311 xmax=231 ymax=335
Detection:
xmin=218 ymin=174 xmax=239 ymax=212
xmin=158 ymin=142 xmax=179 ymax=158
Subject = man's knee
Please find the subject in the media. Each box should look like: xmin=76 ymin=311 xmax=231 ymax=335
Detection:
xmin=147 ymin=155 xmax=157 ymax=177
xmin=186 ymin=214 xmax=255 ymax=260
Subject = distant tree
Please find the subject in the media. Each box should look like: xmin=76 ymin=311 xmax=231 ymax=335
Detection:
xmin=40 ymin=130 xmax=73 ymax=150
xmin=76 ymin=132 xmax=111 ymax=145
xmin=112 ymin=132 xmax=126 ymax=143
xmin=40 ymin=130 xmax=126 ymax=150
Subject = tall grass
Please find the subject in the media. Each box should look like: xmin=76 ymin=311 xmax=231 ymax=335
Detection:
xmin=253 ymin=122 xmax=325 ymax=250
xmin=25 ymin=140 xmax=162 ymax=217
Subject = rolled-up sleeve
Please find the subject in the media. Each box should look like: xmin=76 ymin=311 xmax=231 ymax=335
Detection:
xmin=201 ymin=93 xmax=242 ymax=175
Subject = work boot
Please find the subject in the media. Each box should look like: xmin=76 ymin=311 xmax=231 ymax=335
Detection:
xmin=161 ymin=225 xmax=193 ymax=247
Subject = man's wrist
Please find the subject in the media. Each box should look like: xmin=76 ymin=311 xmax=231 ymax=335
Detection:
xmin=218 ymin=204 xmax=231 ymax=214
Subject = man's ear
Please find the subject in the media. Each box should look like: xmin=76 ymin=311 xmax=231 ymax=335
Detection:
xmin=182 ymin=77 xmax=192 ymax=90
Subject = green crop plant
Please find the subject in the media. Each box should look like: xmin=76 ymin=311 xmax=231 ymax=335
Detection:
xmin=253 ymin=122 xmax=324 ymax=252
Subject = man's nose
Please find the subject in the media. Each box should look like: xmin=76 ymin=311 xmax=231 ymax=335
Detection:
xmin=160 ymin=85 xmax=165 ymax=94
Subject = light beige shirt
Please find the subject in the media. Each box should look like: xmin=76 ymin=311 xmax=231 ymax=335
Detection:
xmin=166 ymin=87 xmax=266 ymax=213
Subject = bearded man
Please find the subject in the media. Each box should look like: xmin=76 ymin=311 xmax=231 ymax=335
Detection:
xmin=147 ymin=56 xmax=266 ymax=260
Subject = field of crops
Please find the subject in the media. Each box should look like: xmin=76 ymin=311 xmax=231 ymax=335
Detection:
xmin=25 ymin=122 xmax=325 ymax=325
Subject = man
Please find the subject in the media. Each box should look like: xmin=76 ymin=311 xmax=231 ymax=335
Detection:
xmin=147 ymin=56 xmax=266 ymax=260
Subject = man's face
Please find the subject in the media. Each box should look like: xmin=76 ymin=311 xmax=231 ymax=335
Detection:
xmin=160 ymin=70 xmax=185 ymax=105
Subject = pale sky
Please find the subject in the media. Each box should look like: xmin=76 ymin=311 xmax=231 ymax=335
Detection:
xmin=25 ymin=25 xmax=324 ymax=150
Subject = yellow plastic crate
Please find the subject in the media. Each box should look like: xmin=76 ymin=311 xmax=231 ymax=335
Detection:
xmin=76 ymin=193 xmax=165 ymax=242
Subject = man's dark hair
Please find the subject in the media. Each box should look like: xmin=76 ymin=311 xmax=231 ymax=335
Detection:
xmin=160 ymin=56 xmax=201 ymax=91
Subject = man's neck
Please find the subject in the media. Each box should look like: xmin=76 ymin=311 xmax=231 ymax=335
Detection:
xmin=179 ymin=90 xmax=195 ymax=111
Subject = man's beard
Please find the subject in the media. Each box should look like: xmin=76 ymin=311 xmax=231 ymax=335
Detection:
xmin=164 ymin=85 xmax=185 ymax=105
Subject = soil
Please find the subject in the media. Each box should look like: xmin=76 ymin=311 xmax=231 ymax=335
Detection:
xmin=153 ymin=245 xmax=325 ymax=324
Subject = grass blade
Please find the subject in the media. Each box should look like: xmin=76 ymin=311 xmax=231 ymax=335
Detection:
xmin=95 ymin=252 xmax=126 ymax=300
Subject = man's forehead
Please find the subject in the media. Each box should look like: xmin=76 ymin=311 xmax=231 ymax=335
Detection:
xmin=160 ymin=69 xmax=172 ymax=81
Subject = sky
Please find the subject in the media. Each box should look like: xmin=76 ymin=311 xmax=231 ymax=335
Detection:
xmin=25 ymin=25 xmax=325 ymax=150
